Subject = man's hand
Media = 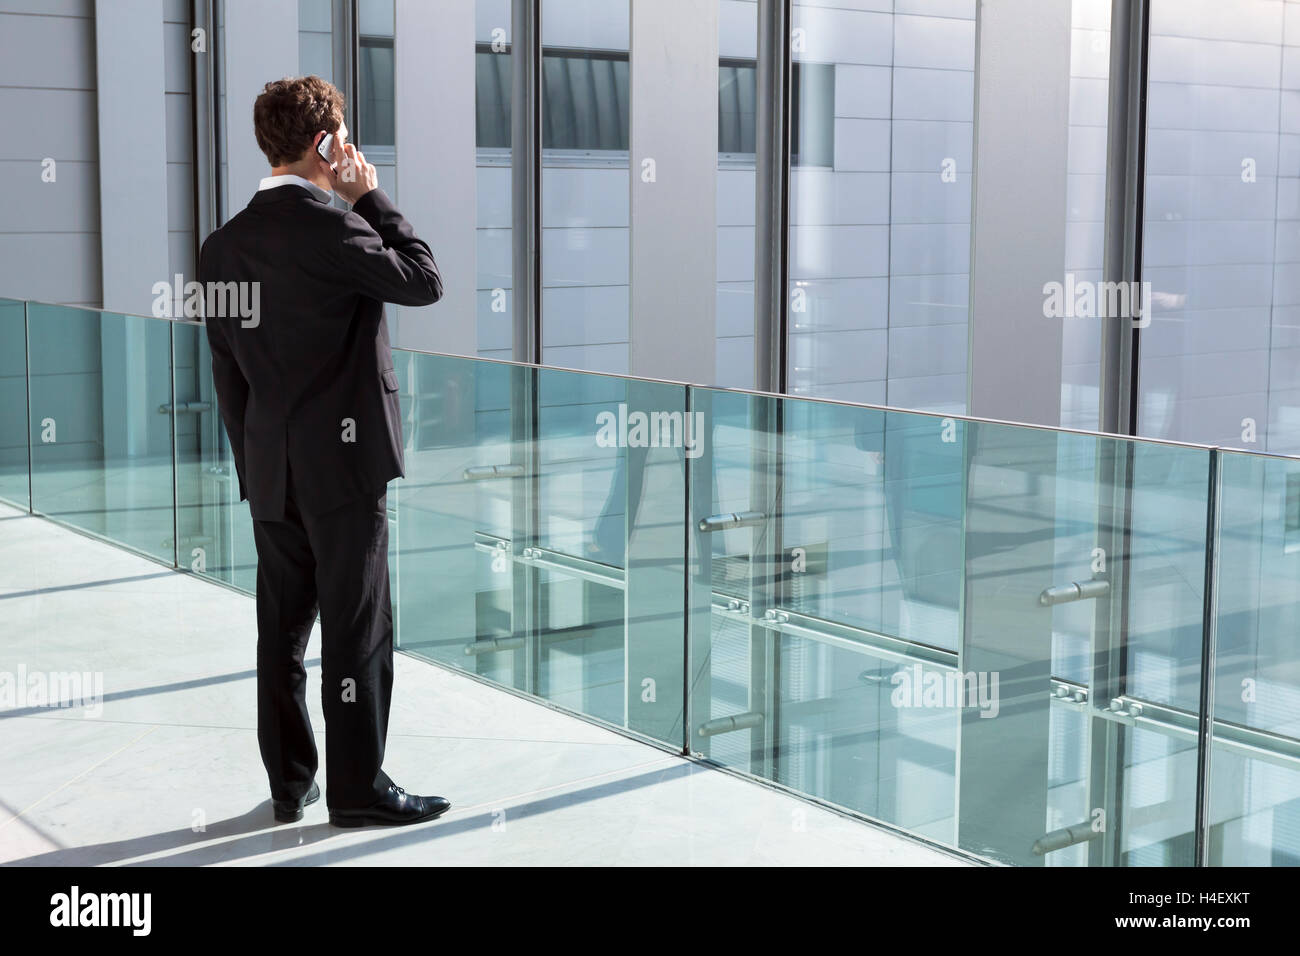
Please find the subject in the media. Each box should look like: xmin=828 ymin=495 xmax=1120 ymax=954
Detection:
xmin=331 ymin=142 xmax=378 ymax=205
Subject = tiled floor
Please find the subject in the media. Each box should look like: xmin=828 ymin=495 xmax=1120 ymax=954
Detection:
xmin=0 ymin=502 xmax=969 ymax=866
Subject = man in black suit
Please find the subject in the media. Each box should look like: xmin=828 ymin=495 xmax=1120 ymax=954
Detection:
xmin=199 ymin=76 xmax=449 ymax=828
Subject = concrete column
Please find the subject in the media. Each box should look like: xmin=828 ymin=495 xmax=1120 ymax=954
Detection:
xmin=392 ymin=0 xmax=477 ymax=355
xmin=95 ymin=0 xmax=169 ymax=315
xmin=628 ymin=0 xmax=718 ymax=383
xmin=94 ymin=0 xmax=170 ymax=463
xmin=222 ymin=0 xmax=298 ymax=214
xmin=967 ymin=0 xmax=1072 ymax=425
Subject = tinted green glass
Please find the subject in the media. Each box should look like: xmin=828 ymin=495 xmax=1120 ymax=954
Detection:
xmin=9 ymin=295 xmax=1300 ymax=866
xmin=1209 ymin=451 xmax=1300 ymax=865
xmin=686 ymin=389 xmax=1215 ymax=865
xmin=1126 ymin=441 xmax=1215 ymax=711
xmin=391 ymin=352 xmax=688 ymax=748
xmin=27 ymin=304 xmax=175 ymax=563
xmin=0 ymin=298 xmax=28 ymax=510
xmin=960 ymin=421 xmax=1207 ymax=865
xmin=687 ymin=391 xmax=969 ymax=837
xmin=171 ymin=320 xmax=256 ymax=590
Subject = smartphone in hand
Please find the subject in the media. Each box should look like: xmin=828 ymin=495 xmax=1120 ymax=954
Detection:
xmin=316 ymin=132 xmax=337 ymax=172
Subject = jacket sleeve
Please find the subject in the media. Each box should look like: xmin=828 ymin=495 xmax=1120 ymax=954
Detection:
xmin=200 ymin=239 xmax=250 ymax=501
xmin=333 ymin=188 xmax=444 ymax=307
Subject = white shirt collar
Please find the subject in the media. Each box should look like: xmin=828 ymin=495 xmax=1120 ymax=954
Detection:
xmin=258 ymin=173 xmax=331 ymax=203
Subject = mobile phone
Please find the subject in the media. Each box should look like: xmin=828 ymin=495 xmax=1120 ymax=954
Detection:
xmin=316 ymin=132 xmax=337 ymax=171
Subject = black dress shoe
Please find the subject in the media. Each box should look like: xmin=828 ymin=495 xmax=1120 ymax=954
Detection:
xmin=329 ymin=785 xmax=451 ymax=828
xmin=273 ymin=781 xmax=321 ymax=823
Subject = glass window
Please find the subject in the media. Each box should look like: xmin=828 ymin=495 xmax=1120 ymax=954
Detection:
xmin=787 ymin=0 xmax=977 ymax=409
xmin=542 ymin=50 xmax=630 ymax=150
xmin=539 ymin=0 xmax=631 ymax=374
xmin=1059 ymin=0 xmax=1112 ymax=430
xmin=716 ymin=3 xmax=758 ymax=390
xmin=717 ymin=60 xmax=834 ymax=166
xmin=1139 ymin=0 xmax=1295 ymax=452
xmin=359 ymin=36 xmax=395 ymax=146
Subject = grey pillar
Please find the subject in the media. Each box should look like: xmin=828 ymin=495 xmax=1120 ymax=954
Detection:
xmin=95 ymin=0 xmax=171 ymax=470
xmin=967 ymin=0 xmax=1071 ymax=425
xmin=222 ymin=1 xmax=298 ymax=211
xmin=96 ymin=0 xmax=170 ymax=316
xmin=393 ymin=0 xmax=476 ymax=355
xmin=628 ymin=0 xmax=718 ymax=383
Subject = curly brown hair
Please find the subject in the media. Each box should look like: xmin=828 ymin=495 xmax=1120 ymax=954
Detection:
xmin=253 ymin=75 xmax=345 ymax=167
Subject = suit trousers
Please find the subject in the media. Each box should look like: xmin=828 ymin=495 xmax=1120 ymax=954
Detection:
xmin=251 ymin=473 xmax=395 ymax=810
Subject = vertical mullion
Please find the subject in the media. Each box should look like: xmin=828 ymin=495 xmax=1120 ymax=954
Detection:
xmin=682 ymin=385 xmax=693 ymax=755
xmin=1099 ymin=0 xmax=1150 ymax=437
xmin=511 ymin=0 xmax=541 ymax=365
xmin=208 ymin=0 xmax=225 ymax=227
xmin=1088 ymin=0 xmax=1151 ymax=867
xmin=169 ymin=322 xmax=179 ymax=570
xmin=349 ymin=0 xmax=361 ymax=144
xmin=1194 ymin=448 xmax=1222 ymax=866
xmin=24 ymin=300 xmax=33 ymax=514
xmin=753 ymin=0 xmax=791 ymax=395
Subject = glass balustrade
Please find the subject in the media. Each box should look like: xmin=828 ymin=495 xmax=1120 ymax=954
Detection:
xmin=0 ymin=298 xmax=27 ymax=511
xmin=3 ymin=298 xmax=1297 ymax=866
xmin=25 ymin=302 xmax=176 ymax=564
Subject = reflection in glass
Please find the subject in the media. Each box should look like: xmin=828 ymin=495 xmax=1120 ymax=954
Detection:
xmin=391 ymin=352 xmax=688 ymax=749
xmin=173 ymin=321 xmax=256 ymax=591
xmin=27 ymin=304 xmax=175 ymax=564
xmin=1141 ymin=1 xmax=1300 ymax=452
xmin=540 ymin=0 xmax=630 ymax=374
xmin=787 ymin=0 xmax=975 ymax=409
xmin=1210 ymin=451 xmax=1300 ymax=864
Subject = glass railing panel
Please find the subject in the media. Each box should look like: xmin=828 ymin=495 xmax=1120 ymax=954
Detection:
xmin=686 ymin=387 xmax=1215 ymax=865
xmin=1209 ymin=450 xmax=1300 ymax=865
xmin=0 ymin=298 xmax=28 ymax=510
xmin=537 ymin=366 xmax=628 ymax=563
xmin=687 ymin=391 xmax=969 ymax=839
xmin=390 ymin=350 xmax=517 ymax=681
xmin=686 ymin=387 xmax=770 ymax=776
xmin=966 ymin=423 xmax=1210 ymax=866
xmin=961 ymin=419 xmax=1088 ymax=864
xmin=26 ymin=303 xmax=176 ymax=563
xmin=171 ymin=320 xmax=257 ymax=591
xmin=1125 ymin=440 xmax=1216 ymax=712
xmin=609 ymin=375 xmax=690 ymax=746
xmin=391 ymin=352 xmax=689 ymax=748
xmin=779 ymin=400 xmax=966 ymax=649
xmin=15 ymin=295 xmax=1300 ymax=865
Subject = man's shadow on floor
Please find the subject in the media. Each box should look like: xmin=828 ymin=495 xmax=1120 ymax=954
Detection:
xmin=2 ymin=800 xmax=337 ymax=866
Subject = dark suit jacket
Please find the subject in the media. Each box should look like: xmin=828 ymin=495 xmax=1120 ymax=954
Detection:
xmin=199 ymin=185 xmax=442 ymax=521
